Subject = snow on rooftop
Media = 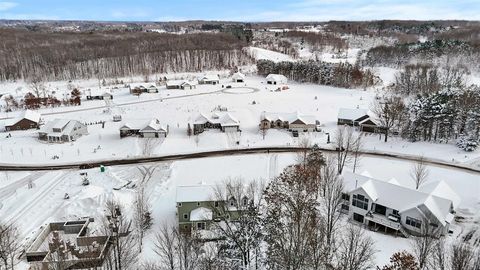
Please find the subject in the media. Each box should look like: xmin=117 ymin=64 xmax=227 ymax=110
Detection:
xmin=266 ymin=74 xmax=288 ymax=83
xmin=419 ymin=181 xmax=461 ymax=209
xmin=4 ymin=109 xmax=41 ymax=126
xmin=176 ymin=185 xmax=216 ymax=203
xmin=342 ymin=172 xmax=458 ymax=225
xmin=337 ymin=108 xmax=368 ymax=120
xmin=232 ymin=72 xmax=246 ymax=80
xmin=262 ymin=111 xmax=316 ymax=125
xmin=190 ymin=207 xmax=213 ymax=221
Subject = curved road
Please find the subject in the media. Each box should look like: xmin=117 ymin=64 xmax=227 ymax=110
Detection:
xmin=0 ymin=146 xmax=479 ymax=174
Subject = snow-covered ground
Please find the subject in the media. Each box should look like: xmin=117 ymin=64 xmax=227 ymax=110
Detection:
xmin=1 ymin=75 xmax=480 ymax=167
xmin=247 ymin=46 xmax=293 ymax=62
xmin=0 ymin=153 xmax=478 ymax=268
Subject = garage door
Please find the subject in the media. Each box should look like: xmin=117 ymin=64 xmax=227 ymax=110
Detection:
xmin=224 ymin=126 xmax=238 ymax=133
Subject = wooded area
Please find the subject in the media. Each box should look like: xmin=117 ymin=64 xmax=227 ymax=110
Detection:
xmin=0 ymin=29 xmax=253 ymax=81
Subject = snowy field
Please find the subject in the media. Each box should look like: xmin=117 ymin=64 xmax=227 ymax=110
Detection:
xmin=0 ymin=153 xmax=478 ymax=268
xmin=1 ymin=75 xmax=480 ymax=167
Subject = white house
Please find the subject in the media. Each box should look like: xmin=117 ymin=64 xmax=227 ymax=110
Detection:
xmin=341 ymin=172 xmax=459 ymax=237
xmin=231 ymin=72 xmax=246 ymax=83
xmin=337 ymin=108 xmax=380 ymax=133
xmin=266 ymin=74 xmax=288 ymax=85
xmin=119 ymin=118 xmax=168 ymax=138
xmin=193 ymin=112 xmax=240 ymax=134
xmin=38 ymin=119 xmax=88 ymax=143
xmin=139 ymin=119 xmax=168 ymax=138
xmin=86 ymin=89 xmax=113 ymax=100
xmin=198 ymin=75 xmax=220 ymax=85
xmin=260 ymin=111 xmax=318 ymax=132
xmin=166 ymin=80 xmax=197 ymax=90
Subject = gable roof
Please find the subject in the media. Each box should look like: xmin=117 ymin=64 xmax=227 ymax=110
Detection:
xmin=261 ymin=111 xmax=316 ymax=125
xmin=266 ymin=74 xmax=288 ymax=83
xmin=338 ymin=108 xmax=369 ymax=121
xmin=199 ymin=74 xmax=220 ymax=81
xmin=194 ymin=112 xmax=239 ymax=127
xmin=342 ymin=172 xmax=459 ymax=226
xmin=232 ymin=72 xmax=246 ymax=80
xmin=419 ymin=181 xmax=461 ymax=209
xmin=140 ymin=119 xmax=167 ymax=132
xmin=5 ymin=110 xmax=41 ymax=127
xmin=39 ymin=119 xmax=85 ymax=137
xmin=176 ymin=185 xmax=216 ymax=203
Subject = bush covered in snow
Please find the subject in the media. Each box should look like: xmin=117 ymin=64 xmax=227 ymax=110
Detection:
xmin=456 ymin=135 xmax=478 ymax=152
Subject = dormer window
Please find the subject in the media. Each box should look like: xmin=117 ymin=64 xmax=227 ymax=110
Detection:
xmin=242 ymin=196 xmax=248 ymax=206
xmin=229 ymin=197 xmax=236 ymax=207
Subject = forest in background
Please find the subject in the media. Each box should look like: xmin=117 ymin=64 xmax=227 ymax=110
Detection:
xmin=0 ymin=29 xmax=253 ymax=81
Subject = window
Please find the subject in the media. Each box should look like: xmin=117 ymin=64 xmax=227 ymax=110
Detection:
xmin=229 ymin=197 xmax=236 ymax=207
xmin=353 ymin=213 xmax=364 ymax=223
xmin=177 ymin=202 xmax=182 ymax=207
xmin=183 ymin=214 xmax=188 ymax=220
xmin=214 ymin=201 xmax=219 ymax=208
xmin=196 ymin=222 xmax=206 ymax=230
xmin=352 ymin=194 xmax=368 ymax=210
xmin=341 ymin=204 xmax=349 ymax=211
xmin=341 ymin=193 xmax=350 ymax=201
xmin=197 ymin=202 xmax=201 ymax=206
xmin=406 ymin=217 xmax=422 ymax=229
xmin=242 ymin=197 xmax=248 ymax=206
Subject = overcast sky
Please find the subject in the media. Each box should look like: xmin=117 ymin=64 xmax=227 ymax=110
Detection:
xmin=1 ymin=0 xmax=479 ymax=21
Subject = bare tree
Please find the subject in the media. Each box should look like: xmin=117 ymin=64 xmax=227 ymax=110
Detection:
xmin=29 ymin=78 xmax=46 ymax=98
xmin=410 ymin=215 xmax=442 ymax=270
xmin=319 ymin=157 xmax=344 ymax=263
xmin=154 ymin=223 xmax=177 ymax=270
xmin=133 ymin=187 xmax=152 ymax=253
xmin=450 ymin=243 xmax=477 ymax=270
xmin=334 ymin=125 xmax=359 ymax=174
xmin=372 ymin=95 xmax=405 ymax=142
xmin=410 ymin=156 xmax=429 ymax=189
xmin=0 ymin=223 xmax=21 ymax=270
xmin=101 ymin=200 xmax=138 ymax=270
xmin=336 ymin=224 xmax=376 ymax=270
xmin=352 ymin=133 xmax=363 ymax=173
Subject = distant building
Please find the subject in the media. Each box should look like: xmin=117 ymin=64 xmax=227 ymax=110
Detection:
xmin=266 ymin=74 xmax=288 ymax=85
xmin=25 ymin=218 xmax=123 ymax=269
xmin=193 ymin=112 xmax=240 ymax=135
xmin=86 ymin=89 xmax=113 ymax=100
xmin=231 ymin=72 xmax=246 ymax=83
xmin=4 ymin=110 xmax=41 ymax=131
xmin=119 ymin=118 xmax=168 ymax=138
xmin=341 ymin=172 xmax=459 ymax=237
xmin=198 ymin=74 xmax=220 ymax=85
xmin=166 ymin=80 xmax=197 ymax=90
xmin=38 ymin=119 xmax=88 ymax=143
xmin=337 ymin=108 xmax=380 ymax=133
xmin=260 ymin=111 xmax=318 ymax=132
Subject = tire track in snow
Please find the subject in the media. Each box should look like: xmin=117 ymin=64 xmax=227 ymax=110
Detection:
xmin=0 ymin=171 xmax=48 ymax=199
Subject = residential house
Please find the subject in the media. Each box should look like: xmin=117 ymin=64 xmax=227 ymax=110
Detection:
xmin=176 ymin=185 xmax=217 ymax=233
xmin=341 ymin=172 xmax=459 ymax=237
xmin=147 ymin=85 xmax=159 ymax=93
xmin=232 ymin=72 xmax=246 ymax=83
xmin=193 ymin=112 xmax=240 ymax=135
xmin=119 ymin=118 xmax=168 ymax=138
xmin=266 ymin=74 xmax=288 ymax=85
xmin=260 ymin=111 xmax=318 ymax=132
xmin=4 ymin=110 xmax=41 ymax=131
xmin=337 ymin=108 xmax=380 ymax=133
xmin=166 ymin=80 xmax=197 ymax=90
xmin=176 ymin=185 xmax=250 ymax=235
xmin=198 ymin=74 xmax=220 ymax=85
xmin=86 ymin=89 xmax=113 ymax=100
xmin=38 ymin=119 xmax=88 ymax=143
xmin=25 ymin=218 xmax=121 ymax=270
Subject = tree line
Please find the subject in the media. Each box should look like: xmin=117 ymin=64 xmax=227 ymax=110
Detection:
xmin=257 ymin=59 xmax=376 ymax=89
xmin=371 ymin=64 xmax=480 ymax=151
xmin=0 ymin=29 xmax=253 ymax=81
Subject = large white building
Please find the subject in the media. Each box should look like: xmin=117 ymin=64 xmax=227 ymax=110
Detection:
xmin=38 ymin=119 xmax=88 ymax=143
xmin=342 ymin=172 xmax=459 ymax=237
